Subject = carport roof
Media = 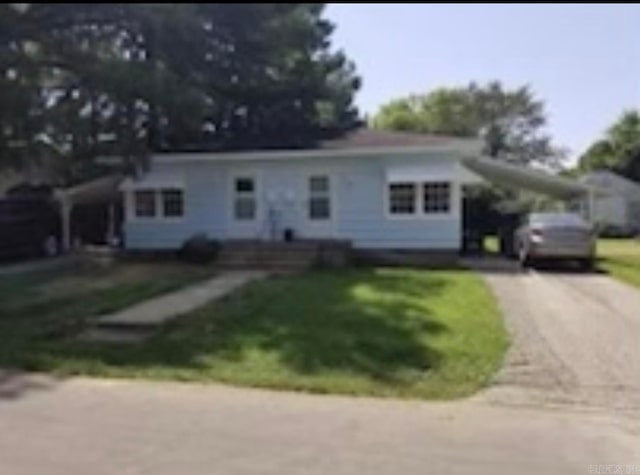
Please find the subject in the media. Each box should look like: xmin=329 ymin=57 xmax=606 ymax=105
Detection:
xmin=462 ymin=157 xmax=606 ymax=199
xmin=53 ymin=175 xmax=122 ymax=205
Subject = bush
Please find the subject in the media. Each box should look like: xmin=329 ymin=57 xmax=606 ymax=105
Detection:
xmin=597 ymin=224 xmax=636 ymax=238
xmin=179 ymin=233 xmax=219 ymax=264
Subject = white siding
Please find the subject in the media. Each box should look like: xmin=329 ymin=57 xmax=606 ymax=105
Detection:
xmin=592 ymin=194 xmax=628 ymax=228
xmin=123 ymin=152 xmax=464 ymax=250
xmin=582 ymin=171 xmax=640 ymax=231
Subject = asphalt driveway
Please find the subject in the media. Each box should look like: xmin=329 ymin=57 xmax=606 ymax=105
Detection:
xmin=470 ymin=257 xmax=640 ymax=415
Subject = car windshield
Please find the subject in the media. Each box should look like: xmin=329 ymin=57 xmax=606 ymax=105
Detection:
xmin=529 ymin=213 xmax=586 ymax=227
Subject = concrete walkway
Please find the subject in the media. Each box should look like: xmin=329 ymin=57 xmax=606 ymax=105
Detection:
xmin=82 ymin=270 xmax=266 ymax=342
xmin=96 ymin=270 xmax=266 ymax=327
xmin=0 ymin=374 xmax=637 ymax=475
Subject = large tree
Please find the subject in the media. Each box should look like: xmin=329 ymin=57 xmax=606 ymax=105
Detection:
xmin=578 ymin=110 xmax=640 ymax=182
xmin=0 ymin=4 xmax=361 ymax=184
xmin=371 ymin=81 xmax=564 ymax=167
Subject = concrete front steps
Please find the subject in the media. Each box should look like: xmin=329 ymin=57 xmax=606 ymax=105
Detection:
xmin=215 ymin=240 xmax=351 ymax=271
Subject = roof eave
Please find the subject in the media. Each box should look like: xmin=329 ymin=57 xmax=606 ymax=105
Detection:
xmin=152 ymin=140 xmax=483 ymax=164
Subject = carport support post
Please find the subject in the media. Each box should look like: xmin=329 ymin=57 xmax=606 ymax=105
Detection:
xmin=60 ymin=198 xmax=73 ymax=252
xmin=587 ymin=188 xmax=595 ymax=224
xmin=107 ymin=202 xmax=116 ymax=245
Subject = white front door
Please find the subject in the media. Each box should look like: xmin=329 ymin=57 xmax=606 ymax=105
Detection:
xmin=227 ymin=173 xmax=261 ymax=239
xmin=302 ymin=173 xmax=335 ymax=238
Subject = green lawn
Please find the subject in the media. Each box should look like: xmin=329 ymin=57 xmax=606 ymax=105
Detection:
xmin=0 ymin=260 xmax=215 ymax=365
xmin=597 ymin=238 xmax=640 ymax=288
xmin=484 ymin=236 xmax=499 ymax=254
xmin=1 ymin=267 xmax=507 ymax=400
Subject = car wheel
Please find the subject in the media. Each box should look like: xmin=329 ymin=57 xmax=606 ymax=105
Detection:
xmin=43 ymin=235 xmax=60 ymax=257
xmin=518 ymin=246 xmax=532 ymax=269
xmin=579 ymin=258 xmax=594 ymax=271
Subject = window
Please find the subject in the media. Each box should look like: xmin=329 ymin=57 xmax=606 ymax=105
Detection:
xmin=387 ymin=181 xmax=452 ymax=216
xmin=388 ymin=183 xmax=416 ymax=215
xmin=132 ymin=188 xmax=185 ymax=219
xmin=422 ymin=182 xmax=450 ymax=213
xmin=308 ymin=175 xmax=330 ymax=220
xmin=134 ymin=190 xmax=156 ymax=218
xmin=233 ymin=177 xmax=256 ymax=220
xmin=162 ymin=189 xmax=184 ymax=218
xmin=235 ymin=178 xmax=254 ymax=193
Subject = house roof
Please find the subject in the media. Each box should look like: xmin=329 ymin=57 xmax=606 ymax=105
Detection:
xmin=150 ymin=129 xmax=482 ymax=164
xmin=580 ymin=170 xmax=640 ymax=201
xmin=54 ymin=175 xmax=122 ymax=205
xmin=318 ymin=128 xmax=470 ymax=150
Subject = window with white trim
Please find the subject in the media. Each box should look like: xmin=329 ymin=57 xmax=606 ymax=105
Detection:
xmin=388 ymin=183 xmax=416 ymax=215
xmin=308 ymin=175 xmax=331 ymax=220
xmin=233 ymin=177 xmax=256 ymax=220
xmin=132 ymin=188 xmax=185 ymax=219
xmin=161 ymin=189 xmax=184 ymax=217
xmin=134 ymin=190 xmax=156 ymax=218
xmin=422 ymin=182 xmax=450 ymax=213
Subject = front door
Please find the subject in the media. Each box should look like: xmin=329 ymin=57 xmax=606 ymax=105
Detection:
xmin=228 ymin=173 xmax=261 ymax=239
xmin=302 ymin=173 xmax=335 ymax=238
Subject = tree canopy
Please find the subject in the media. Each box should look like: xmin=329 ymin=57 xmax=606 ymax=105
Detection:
xmin=577 ymin=110 xmax=640 ymax=182
xmin=371 ymin=81 xmax=564 ymax=167
xmin=0 ymin=4 xmax=361 ymax=184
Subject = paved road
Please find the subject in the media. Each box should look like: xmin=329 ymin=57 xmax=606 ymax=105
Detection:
xmin=0 ymin=374 xmax=637 ymax=475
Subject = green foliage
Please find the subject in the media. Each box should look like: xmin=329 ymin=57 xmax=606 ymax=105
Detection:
xmin=578 ymin=110 xmax=640 ymax=182
xmin=597 ymin=239 xmax=640 ymax=289
xmin=372 ymin=89 xmax=476 ymax=136
xmin=0 ymin=4 xmax=361 ymax=184
xmin=179 ymin=233 xmax=220 ymax=264
xmin=372 ymin=81 xmax=564 ymax=167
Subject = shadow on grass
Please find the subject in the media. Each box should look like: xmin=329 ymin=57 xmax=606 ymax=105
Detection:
xmin=16 ymin=269 xmax=451 ymax=388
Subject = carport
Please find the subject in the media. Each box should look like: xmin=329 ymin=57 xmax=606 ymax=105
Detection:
xmin=461 ymin=156 xmax=606 ymax=219
xmin=53 ymin=175 xmax=122 ymax=251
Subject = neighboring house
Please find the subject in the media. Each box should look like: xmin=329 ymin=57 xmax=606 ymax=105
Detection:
xmin=120 ymin=129 xmax=483 ymax=252
xmin=579 ymin=170 xmax=640 ymax=233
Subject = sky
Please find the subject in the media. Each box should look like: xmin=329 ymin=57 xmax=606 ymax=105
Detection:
xmin=326 ymin=3 xmax=640 ymax=163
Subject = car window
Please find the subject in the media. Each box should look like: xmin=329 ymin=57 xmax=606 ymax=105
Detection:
xmin=529 ymin=213 xmax=586 ymax=226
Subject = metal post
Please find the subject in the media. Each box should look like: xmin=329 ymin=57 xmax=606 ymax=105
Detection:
xmin=61 ymin=198 xmax=73 ymax=252
xmin=588 ymin=188 xmax=595 ymax=224
xmin=107 ymin=202 xmax=116 ymax=245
